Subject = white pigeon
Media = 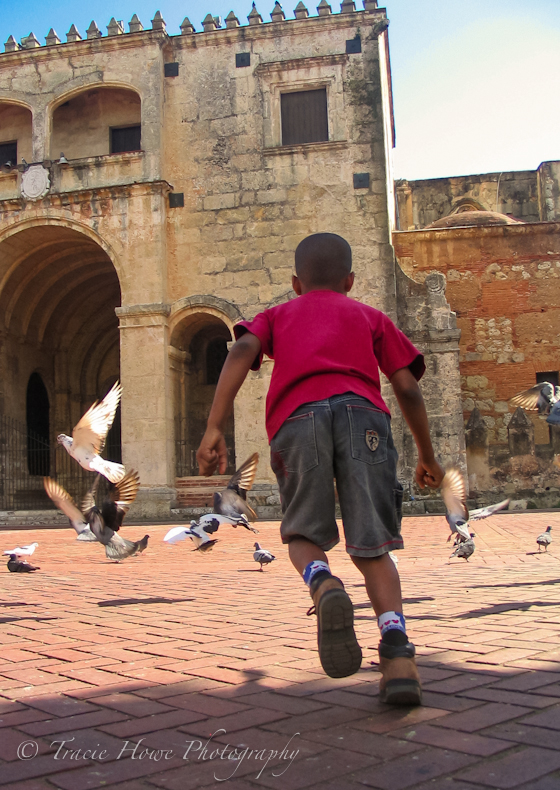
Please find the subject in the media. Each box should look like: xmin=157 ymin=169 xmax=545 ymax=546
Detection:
xmin=164 ymin=516 xmax=223 ymax=552
xmin=56 ymin=382 xmax=125 ymax=483
xmin=253 ymin=542 xmax=275 ymax=571
xmin=3 ymin=542 xmax=38 ymax=557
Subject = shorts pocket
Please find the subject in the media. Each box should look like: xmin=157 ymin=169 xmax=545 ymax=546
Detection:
xmin=347 ymin=404 xmax=388 ymax=465
xmin=270 ymin=411 xmax=319 ymax=475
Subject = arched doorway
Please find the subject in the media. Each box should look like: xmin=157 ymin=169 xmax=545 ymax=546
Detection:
xmin=26 ymin=372 xmax=50 ymax=476
xmin=170 ymin=312 xmax=235 ymax=478
xmin=0 ymin=224 xmax=121 ymax=508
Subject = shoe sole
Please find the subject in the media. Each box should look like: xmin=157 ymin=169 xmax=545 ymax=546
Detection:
xmin=380 ymin=679 xmax=422 ymax=706
xmin=317 ymin=588 xmax=362 ymax=678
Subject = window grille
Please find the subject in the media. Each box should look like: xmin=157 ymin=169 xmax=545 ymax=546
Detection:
xmin=281 ymin=89 xmax=328 ymax=146
xmin=110 ymin=125 xmax=141 ymax=154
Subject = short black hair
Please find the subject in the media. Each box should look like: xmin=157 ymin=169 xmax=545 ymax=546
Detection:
xmin=295 ymin=233 xmax=352 ymax=287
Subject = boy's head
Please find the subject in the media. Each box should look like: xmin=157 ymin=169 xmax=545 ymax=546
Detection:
xmin=293 ymin=233 xmax=353 ymax=295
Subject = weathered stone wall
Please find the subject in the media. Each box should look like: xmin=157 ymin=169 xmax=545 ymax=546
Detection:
xmin=396 ymin=165 xmax=560 ymax=231
xmin=0 ymin=6 xmax=412 ymax=518
xmin=394 ymin=221 xmax=560 ymax=502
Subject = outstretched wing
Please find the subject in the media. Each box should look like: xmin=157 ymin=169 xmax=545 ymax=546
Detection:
xmin=114 ymin=469 xmax=140 ymax=513
xmin=81 ymin=475 xmax=101 ymax=515
xmin=441 ymin=467 xmax=468 ymax=523
xmin=509 ymin=382 xmax=549 ymax=412
xmin=44 ymin=477 xmax=85 ymax=524
xmin=226 ymin=453 xmax=259 ymax=494
xmin=72 ymin=381 xmax=122 ymax=455
xmin=469 ymin=498 xmax=510 ymax=522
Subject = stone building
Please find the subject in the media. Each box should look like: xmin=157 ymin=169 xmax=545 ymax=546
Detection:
xmin=0 ymin=2 xmax=467 ymax=520
xmin=394 ymin=164 xmax=560 ymax=506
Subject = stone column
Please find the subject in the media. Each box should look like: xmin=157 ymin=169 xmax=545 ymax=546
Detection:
xmin=395 ymin=266 xmax=466 ymax=483
xmin=465 ymin=407 xmax=490 ymax=490
xmin=117 ymin=303 xmax=175 ymax=519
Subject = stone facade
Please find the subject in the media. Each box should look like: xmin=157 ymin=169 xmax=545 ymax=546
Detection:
xmin=1 ymin=3 xmax=467 ymax=520
xmin=393 ymin=169 xmax=560 ymax=506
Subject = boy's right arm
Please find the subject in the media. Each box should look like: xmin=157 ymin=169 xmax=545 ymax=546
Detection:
xmin=196 ymin=332 xmax=262 ymax=476
xmin=390 ymin=367 xmax=444 ymax=489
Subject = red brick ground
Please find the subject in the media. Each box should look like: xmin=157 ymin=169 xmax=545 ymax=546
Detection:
xmin=1 ymin=513 xmax=559 ymax=789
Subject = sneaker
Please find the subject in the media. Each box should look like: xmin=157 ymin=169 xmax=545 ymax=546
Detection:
xmin=378 ymin=640 xmax=422 ymax=705
xmin=308 ymin=575 xmax=362 ymax=678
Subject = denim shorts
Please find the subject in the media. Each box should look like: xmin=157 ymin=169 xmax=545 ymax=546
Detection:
xmin=270 ymin=393 xmax=404 ymax=557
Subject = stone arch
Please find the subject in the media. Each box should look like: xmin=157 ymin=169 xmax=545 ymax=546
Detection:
xmin=48 ymin=83 xmax=142 ymax=160
xmin=0 ymin=222 xmax=122 ymax=474
xmin=169 ymin=297 xmax=238 ymax=477
xmin=0 ymin=100 xmax=33 ymax=173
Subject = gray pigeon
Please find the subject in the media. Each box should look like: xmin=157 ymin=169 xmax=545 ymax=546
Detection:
xmin=213 ymin=453 xmax=259 ymax=526
xmin=441 ymin=467 xmax=471 ymax=543
xmin=537 ymin=526 xmax=552 ymax=552
xmin=7 ymin=554 xmax=40 ymax=573
xmin=510 ymin=382 xmax=559 ymax=416
xmin=44 ymin=472 xmax=142 ymax=561
xmin=253 ymin=542 xmax=275 ymax=570
xmin=449 ymin=533 xmax=475 ymax=562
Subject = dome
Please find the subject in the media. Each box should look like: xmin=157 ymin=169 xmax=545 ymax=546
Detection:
xmin=425 ymin=211 xmax=522 ymax=229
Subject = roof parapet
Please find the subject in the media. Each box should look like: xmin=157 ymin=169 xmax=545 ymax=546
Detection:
xmin=3 ymin=1 xmax=381 ymax=56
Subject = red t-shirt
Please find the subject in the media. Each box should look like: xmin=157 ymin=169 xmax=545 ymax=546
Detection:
xmin=234 ymin=290 xmax=425 ymax=442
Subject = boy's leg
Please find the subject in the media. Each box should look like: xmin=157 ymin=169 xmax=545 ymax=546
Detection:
xmin=289 ymin=537 xmax=362 ymax=679
xmin=351 ymin=553 xmax=421 ymax=706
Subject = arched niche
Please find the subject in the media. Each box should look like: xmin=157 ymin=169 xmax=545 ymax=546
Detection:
xmin=0 ymin=102 xmax=32 ymax=166
xmin=170 ymin=310 xmax=235 ymax=477
xmin=50 ymin=86 xmax=141 ymax=160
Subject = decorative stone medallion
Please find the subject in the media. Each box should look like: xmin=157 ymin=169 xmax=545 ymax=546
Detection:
xmin=21 ymin=165 xmax=50 ymax=201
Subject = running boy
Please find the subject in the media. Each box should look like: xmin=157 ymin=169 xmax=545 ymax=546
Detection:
xmin=197 ymin=233 xmax=444 ymax=706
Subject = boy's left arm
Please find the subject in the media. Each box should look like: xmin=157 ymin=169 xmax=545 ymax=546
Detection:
xmin=390 ymin=366 xmax=445 ymax=490
xmin=196 ymin=332 xmax=262 ymax=476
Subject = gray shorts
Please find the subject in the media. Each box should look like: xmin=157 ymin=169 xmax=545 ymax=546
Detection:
xmin=270 ymin=393 xmax=404 ymax=557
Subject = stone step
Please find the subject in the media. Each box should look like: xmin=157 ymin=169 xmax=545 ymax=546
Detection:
xmin=176 ymin=476 xmax=229 ymax=489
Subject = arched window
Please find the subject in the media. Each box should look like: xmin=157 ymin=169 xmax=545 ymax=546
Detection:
xmin=206 ymin=338 xmax=229 ymax=385
xmin=26 ymin=372 xmax=50 ymax=475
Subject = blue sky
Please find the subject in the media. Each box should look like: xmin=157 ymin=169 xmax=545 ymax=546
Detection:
xmin=2 ymin=0 xmax=559 ymax=180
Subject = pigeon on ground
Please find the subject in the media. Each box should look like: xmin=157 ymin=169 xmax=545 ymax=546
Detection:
xmin=2 ymin=542 xmax=38 ymax=557
xmin=56 ymin=382 xmax=125 ymax=483
xmin=253 ymin=542 xmax=275 ymax=570
xmin=449 ymin=533 xmax=475 ymax=562
xmin=135 ymin=535 xmax=150 ymax=554
xmin=7 ymin=554 xmax=40 ymax=572
xmin=510 ymin=382 xmax=560 ymax=416
xmin=537 ymin=526 xmax=552 ymax=552
xmin=213 ymin=453 xmax=259 ymax=525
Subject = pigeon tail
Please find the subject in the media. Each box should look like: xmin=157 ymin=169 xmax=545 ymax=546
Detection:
xmin=90 ymin=456 xmax=126 ymax=483
xmin=105 ymin=535 xmax=139 ymax=561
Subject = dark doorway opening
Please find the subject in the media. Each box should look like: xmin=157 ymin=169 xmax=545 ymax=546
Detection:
xmin=26 ymin=372 xmax=50 ymax=475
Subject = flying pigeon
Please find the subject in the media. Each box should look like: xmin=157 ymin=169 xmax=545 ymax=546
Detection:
xmin=449 ymin=533 xmax=475 ymax=562
xmin=45 ymin=471 xmax=142 ymax=561
xmin=7 ymin=554 xmax=40 ymax=572
xmin=441 ymin=467 xmax=471 ymax=543
xmin=164 ymin=518 xmax=222 ymax=552
xmin=56 ymin=382 xmax=125 ymax=483
xmin=3 ymin=542 xmax=38 ymax=557
xmin=510 ymin=382 xmax=560 ymax=416
xmin=213 ymin=453 xmax=259 ymax=525
xmin=253 ymin=542 xmax=275 ymax=570
xmin=537 ymin=525 xmax=552 ymax=552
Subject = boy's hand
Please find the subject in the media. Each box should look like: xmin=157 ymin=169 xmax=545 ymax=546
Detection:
xmin=416 ymin=456 xmax=444 ymax=489
xmin=197 ymin=428 xmax=228 ymax=476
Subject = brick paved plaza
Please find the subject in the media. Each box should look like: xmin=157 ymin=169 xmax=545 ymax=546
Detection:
xmin=1 ymin=513 xmax=560 ymax=790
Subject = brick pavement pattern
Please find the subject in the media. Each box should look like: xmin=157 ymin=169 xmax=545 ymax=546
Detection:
xmin=0 ymin=513 xmax=559 ymax=789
